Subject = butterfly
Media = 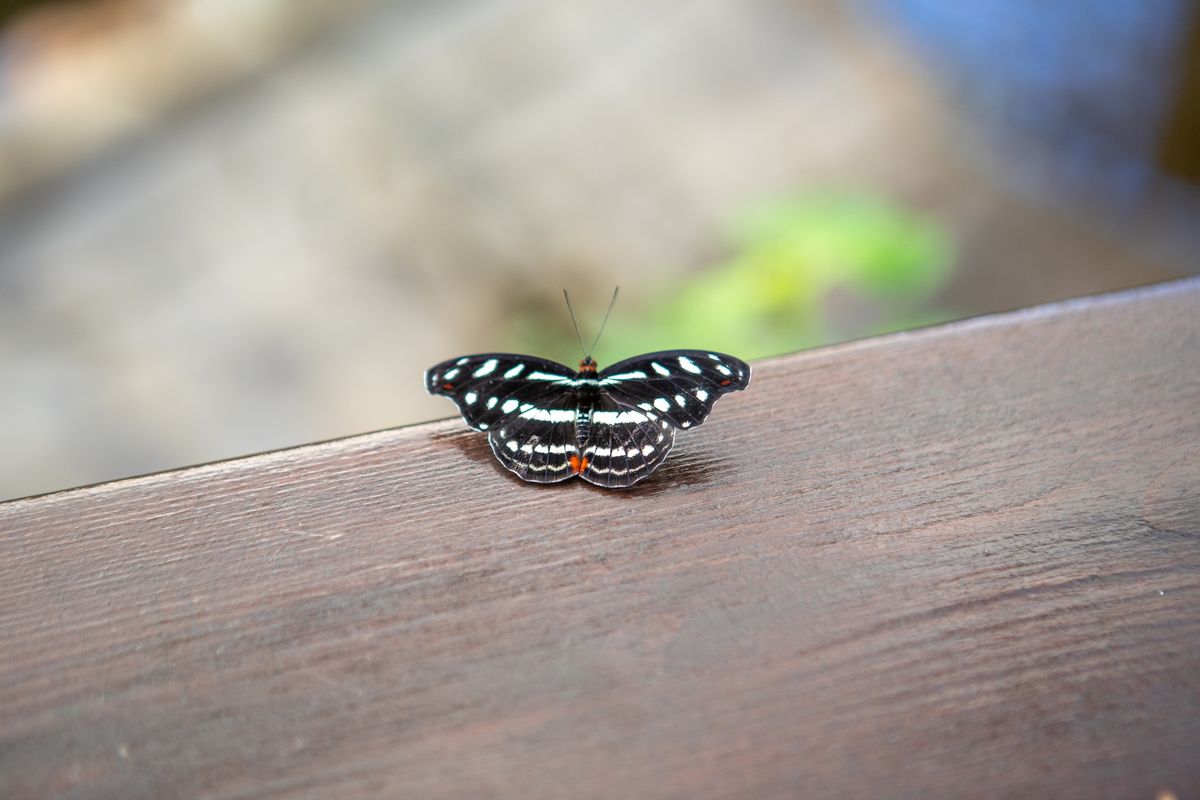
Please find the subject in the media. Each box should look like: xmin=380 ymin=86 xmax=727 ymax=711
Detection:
xmin=425 ymin=291 xmax=750 ymax=488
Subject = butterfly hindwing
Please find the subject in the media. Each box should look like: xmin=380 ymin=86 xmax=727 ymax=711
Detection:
xmin=598 ymin=350 xmax=750 ymax=430
xmin=425 ymin=353 xmax=576 ymax=431
xmin=487 ymin=412 xmax=580 ymax=484
xmin=579 ymin=395 xmax=676 ymax=488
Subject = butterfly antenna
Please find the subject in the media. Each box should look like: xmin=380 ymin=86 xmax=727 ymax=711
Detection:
xmin=563 ymin=289 xmax=588 ymax=357
xmin=588 ymin=286 xmax=620 ymax=356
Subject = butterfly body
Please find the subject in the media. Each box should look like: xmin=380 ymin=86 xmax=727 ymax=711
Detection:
xmin=426 ymin=350 xmax=749 ymax=488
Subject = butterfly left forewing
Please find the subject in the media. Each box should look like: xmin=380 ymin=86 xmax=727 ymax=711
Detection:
xmin=598 ymin=350 xmax=750 ymax=430
xmin=425 ymin=353 xmax=576 ymax=431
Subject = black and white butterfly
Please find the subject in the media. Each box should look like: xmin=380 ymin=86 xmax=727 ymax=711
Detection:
xmin=425 ymin=348 xmax=749 ymax=487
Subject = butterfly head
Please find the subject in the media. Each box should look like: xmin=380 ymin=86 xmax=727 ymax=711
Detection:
xmin=578 ymin=356 xmax=597 ymax=373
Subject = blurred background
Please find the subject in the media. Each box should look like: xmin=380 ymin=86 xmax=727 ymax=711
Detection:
xmin=1 ymin=0 xmax=1197 ymax=500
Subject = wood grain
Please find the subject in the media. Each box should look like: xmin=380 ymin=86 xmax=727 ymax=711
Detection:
xmin=3 ymin=279 xmax=1199 ymax=799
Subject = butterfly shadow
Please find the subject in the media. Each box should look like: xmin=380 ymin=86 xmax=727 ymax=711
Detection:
xmin=432 ymin=429 xmax=735 ymax=496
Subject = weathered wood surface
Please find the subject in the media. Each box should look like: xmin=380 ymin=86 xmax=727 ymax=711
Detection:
xmin=3 ymin=279 xmax=1199 ymax=799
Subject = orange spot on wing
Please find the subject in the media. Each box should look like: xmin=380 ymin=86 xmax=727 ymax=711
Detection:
xmin=442 ymin=383 xmax=454 ymax=390
xmin=720 ymin=379 xmax=731 ymax=386
xmin=569 ymin=455 xmax=589 ymax=475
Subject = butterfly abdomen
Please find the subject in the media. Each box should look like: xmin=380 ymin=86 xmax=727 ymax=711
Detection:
xmin=574 ymin=374 xmax=599 ymax=447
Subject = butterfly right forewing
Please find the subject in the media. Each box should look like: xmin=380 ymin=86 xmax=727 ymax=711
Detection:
xmin=598 ymin=350 xmax=750 ymax=430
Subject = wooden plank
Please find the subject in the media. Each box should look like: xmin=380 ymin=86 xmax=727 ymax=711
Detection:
xmin=2 ymin=279 xmax=1199 ymax=800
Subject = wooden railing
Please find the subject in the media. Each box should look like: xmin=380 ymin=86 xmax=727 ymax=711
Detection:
xmin=3 ymin=278 xmax=1198 ymax=798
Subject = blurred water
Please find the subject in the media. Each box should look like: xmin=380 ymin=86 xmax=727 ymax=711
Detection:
xmin=870 ymin=0 xmax=1198 ymax=200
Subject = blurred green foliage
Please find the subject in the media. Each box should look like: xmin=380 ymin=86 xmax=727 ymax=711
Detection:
xmin=515 ymin=193 xmax=955 ymax=364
